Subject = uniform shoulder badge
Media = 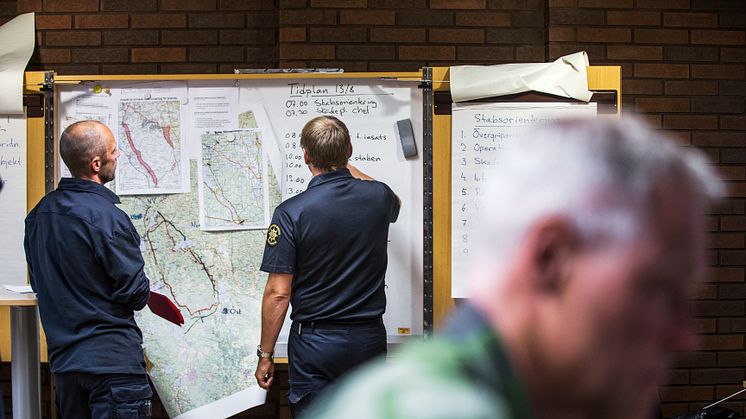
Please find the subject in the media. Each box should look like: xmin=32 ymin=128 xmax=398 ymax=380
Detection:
xmin=267 ymin=224 xmax=281 ymax=247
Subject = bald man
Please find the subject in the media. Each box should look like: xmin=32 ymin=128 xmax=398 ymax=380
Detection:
xmin=24 ymin=121 xmax=152 ymax=418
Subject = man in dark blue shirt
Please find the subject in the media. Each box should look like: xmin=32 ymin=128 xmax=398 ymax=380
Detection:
xmin=254 ymin=115 xmax=400 ymax=417
xmin=24 ymin=120 xmax=152 ymax=418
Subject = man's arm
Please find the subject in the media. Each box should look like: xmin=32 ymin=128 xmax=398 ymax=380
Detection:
xmin=98 ymin=229 xmax=151 ymax=310
xmin=255 ymin=272 xmax=292 ymax=390
xmin=347 ymin=163 xmax=402 ymax=208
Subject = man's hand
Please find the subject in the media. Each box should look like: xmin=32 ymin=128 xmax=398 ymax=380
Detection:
xmin=255 ymin=357 xmax=275 ymax=389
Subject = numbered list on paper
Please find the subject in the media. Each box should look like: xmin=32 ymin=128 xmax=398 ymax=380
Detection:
xmin=451 ymin=102 xmax=597 ymax=298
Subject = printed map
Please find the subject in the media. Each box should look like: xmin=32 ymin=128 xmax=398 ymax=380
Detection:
xmin=118 ymin=99 xmax=186 ymax=194
xmin=200 ymin=130 xmax=267 ymax=230
xmin=118 ymin=161 xmax=280 ymax=417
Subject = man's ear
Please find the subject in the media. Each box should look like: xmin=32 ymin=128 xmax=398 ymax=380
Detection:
xmin=348 ymin=144 xmax=353 ymax=158
xmin=303 ymin=149 xmax=310 ymax=165
xmin=527 ymin=216 xmax=579 ymax=295
xmin=90 ymin=156 xmax=102 ymax=174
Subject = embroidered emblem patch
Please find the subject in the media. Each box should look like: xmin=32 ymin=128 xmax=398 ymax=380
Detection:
xmin=267 ymin=224 xmax=281 ymax=247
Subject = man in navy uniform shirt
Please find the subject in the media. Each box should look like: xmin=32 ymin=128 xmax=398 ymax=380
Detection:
xmin=254 ymin=115 xmax=400 ymax=417
xmin=24 ymin=120 xmax=152 ymax=418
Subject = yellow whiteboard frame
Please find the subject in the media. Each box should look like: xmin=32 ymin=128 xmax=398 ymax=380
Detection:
xmin=431 ymin=66 xmax=622 ymax=328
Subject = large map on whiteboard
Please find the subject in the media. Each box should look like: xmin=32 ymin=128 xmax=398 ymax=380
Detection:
xmin=119 ymin=162 xmax=276 ymax=418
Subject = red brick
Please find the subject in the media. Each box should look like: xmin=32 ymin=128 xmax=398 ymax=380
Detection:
xmin=623 ymin=79 xmax=663 ymax=95
xmin=664 ymin=46 xmax=719 ymax=62
xmin=131 ymin=14 xmax=186 ymax=28
xmin=309 ymin=27 xmax=367 ymax=43
xmin=430 ymin=0 xmax=486 ymax=8
xmin=131 ymin=47 xmax=186 ymax=63
xmin=488 ymin=0 xmax=541 ymax=8
xmin=636 ymin=0 xmax=690 ymax=8
xmin=607 ymin=45 xmax=662 ymax=61
xmin=713 ymin=232 xmax=746 ymax=249
xmin=659 ymin=386 xmax=714 ymax=402
xmin=692 ymin=64 xmax=745 ymax=80
xmin=606 ymin=10 xmax=660 ymax=26
xmin=548 ymin=27 xmax=575 ymax=42
xmin=429 ymin=28 xmax=484 ymax=43
xmin=46 ymin=31 xmax=101 ymax=46
xmin=718 ymin=351 xmax=746 ymax=367
xmin=38 ymin=48 xmax=70 ymax=63
xmin=396 ymin=9 xmax=453 ymax=26
xmin=246 ymin=11 xmax=277 ymax=28
xmin=511 ymin=11 xmax=543 ymax=27
xmin=161 ymin=0 xmax=216 ymax=10
xmin=635 ymin=63 xmax=689 ymax=79
xmin=548 ymin=44 xmax=605 ymax=61
xmin=663 ymin=115 xmax=717 ymax=130
xmin=665 ymin=80 xmax=718 ymax=95
xmin=548 ymin=0 xmax=576 ymax=5
xmin=457 ymin=45 xmax=513 ymax=61
xmin=728 ymin=183 xmax=746 ymax=198
xmin=369 ymin=28 xmax=426 ymax=43
xmin=311 ymin=0 xmax=366 ymax=6
xmin=692 ymin=30 xmax=746 ymax=46
xmin=18 ymin=0 xmax=41 ymax=12
xmin=189 ymin=46 xmax=244 ymax=62
xmin=487 ymin=27 xmax=543 ymax=44
xmin=549 ymin=8 xmax=605 ymax=25
xmin=722 ymin=115 xmax=746 ymax=130
xmin=103 ymin=30 xmax=159 ymax=46
xmin=74 ymin=14 xmax=129 ymax=29
xmin=715 ymin=166 xmax=746 ymax=181
xmin=279 ymin=44 xmax=335 ymax=60
xmin=454 ymin=11 xmax=510 ymax=26
xmin=161 ymin=63 xmax=218 ymax=73
xmin=280 ymin=9 xmax=338 ymax=25
xmin=634 ymin=28 xmax=688 ymax=44
xmin=720 ymin=81 xmax=746 ymax=96
xmin=44 ymin=0 xmax=99 ymax=12
xmin=663 ymin=12 xmax=717 ymax=28
xmin=339 ymin=10 xmax=394 ymax=25
xmin=219 ymin=0 xmax=274 ymax=9
xmin=722 ymin=48 xmax=746 ymax=63
xmin=399 ymin=45 xmax=455 ymax=60
xmin=279 ymin=27 xmax=306 ymax=42
xmin=71 ymin=47 xmax=128 ymax=63
xmin=51 ymin=64 xmax=101 ymax=74
xmin=708 ymin=267 xmax=745 ymax=282
xmin=336 ymin=45 xmax=394 ymax=60
xmin=698 ymin=335 xmax=744 ymax=351
xmin=101 ymin=0 xmax=157 ymax=11
xmin=221 ymin=29 xmax=276 ymax=45
xmin=577 ymin=27 xmax=632 ymax=43
xmin=35 ymin=14 xmax=71 ymax=30
xmin=189 ymin=13 xmax=245 ymax=28
xmin=577 ymin=0 xmax=632 ymax=7
xmin=245 ymin=46 xmax=277 ymax=62
xmin=636 ymin=97 xmax=689 ymax=113
xmin=102 ymin=64 xmax=158 ymax=74
xmin=515 ymin=45 xmax=544 ymax=61
xmin=280 ymin=0 xmax=308 ymax=7
xmin=162 ymin=30 xmax=218 ymax=45
xmin=691 ymin=369 xmax=745 ymax=385
xmin=692 ymin=97 xmax=744 ymax=114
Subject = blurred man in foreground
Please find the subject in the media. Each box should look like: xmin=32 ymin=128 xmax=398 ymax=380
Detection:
xmin=307 ymin=117 xmax=723 ymax=419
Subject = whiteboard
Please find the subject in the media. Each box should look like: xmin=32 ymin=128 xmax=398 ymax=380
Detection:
xmin=0 ymin=114 xmax=27 ymax=285
xmin=451 ymin=102 xmax=597 ymax=298
xmin=237 ymin=79 xmax=424 ymax=352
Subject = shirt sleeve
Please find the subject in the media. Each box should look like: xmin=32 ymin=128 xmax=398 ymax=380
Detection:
xmin=382 ymin=183 xmax=401 ymax=223
xmin=260 ymin=206 xmax=296 ymax=274
xmin=96 ymin=226 xmax=151 ymax=310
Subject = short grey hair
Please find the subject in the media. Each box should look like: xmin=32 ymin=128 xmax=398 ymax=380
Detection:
xmin=476 ymin=116 xmax=724 ymax=267
xmin=59 ymin=120 xmax=109 ymax=177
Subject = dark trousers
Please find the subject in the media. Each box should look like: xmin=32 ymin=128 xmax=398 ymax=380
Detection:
xmin=287 ymin=319 xmax=386 ymax=418
xmin=54 ymin=372 xmax=152 ymax=419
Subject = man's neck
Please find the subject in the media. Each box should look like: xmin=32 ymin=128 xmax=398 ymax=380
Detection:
xmin=78 ymin=174 xmax=104 ymax=185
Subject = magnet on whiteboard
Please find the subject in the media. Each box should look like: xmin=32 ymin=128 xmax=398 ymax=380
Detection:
xmin=396 ymin=119 xmax=417 ymax=158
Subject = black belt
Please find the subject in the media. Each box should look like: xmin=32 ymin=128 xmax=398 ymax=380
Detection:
xmin=292 ymin=318 xmax=383 ymax=334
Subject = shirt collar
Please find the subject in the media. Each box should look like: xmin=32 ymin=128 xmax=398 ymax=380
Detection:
xmin=57 ymin=177 xmax=121 ymax=204
xmin=307 ymin=167 xmax=353 ymax=189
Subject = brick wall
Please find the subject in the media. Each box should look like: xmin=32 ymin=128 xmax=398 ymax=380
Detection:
xmin=5 ymin=0 xmax=746 ymax=418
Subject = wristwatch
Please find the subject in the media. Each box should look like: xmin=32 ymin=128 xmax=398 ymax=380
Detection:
xmin=256 ymin=345 xmax=274 ymax=361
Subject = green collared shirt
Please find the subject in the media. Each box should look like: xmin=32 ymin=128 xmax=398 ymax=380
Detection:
xmin=306 ymin=304 xmax=535 ymax=419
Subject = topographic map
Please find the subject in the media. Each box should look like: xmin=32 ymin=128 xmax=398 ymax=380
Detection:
xmin=119 ymin=161 xmax=280 ymax=417
xmin=199 ymin=130 xmax=268 ymax=230
xmin=117 ymin=99 xmax=188 ymax=194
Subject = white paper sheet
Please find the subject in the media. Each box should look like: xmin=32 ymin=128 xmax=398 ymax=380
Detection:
xmin=4 ymin=284 xmax=33 ymax=293
xmin=0 ymin=114 xmax=27 ymax=285
xmin=187 ymin=83 xmax=239 ymax=159
xmin=172 ymin=386 xmax=266 ymax=419
xmin=450 ymin=102 xmax=597 ymax=298
xmin=0 ymin=13 xmax=35 ymax=114
xmin=450 ymin=51 xmax=592 ymax=103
